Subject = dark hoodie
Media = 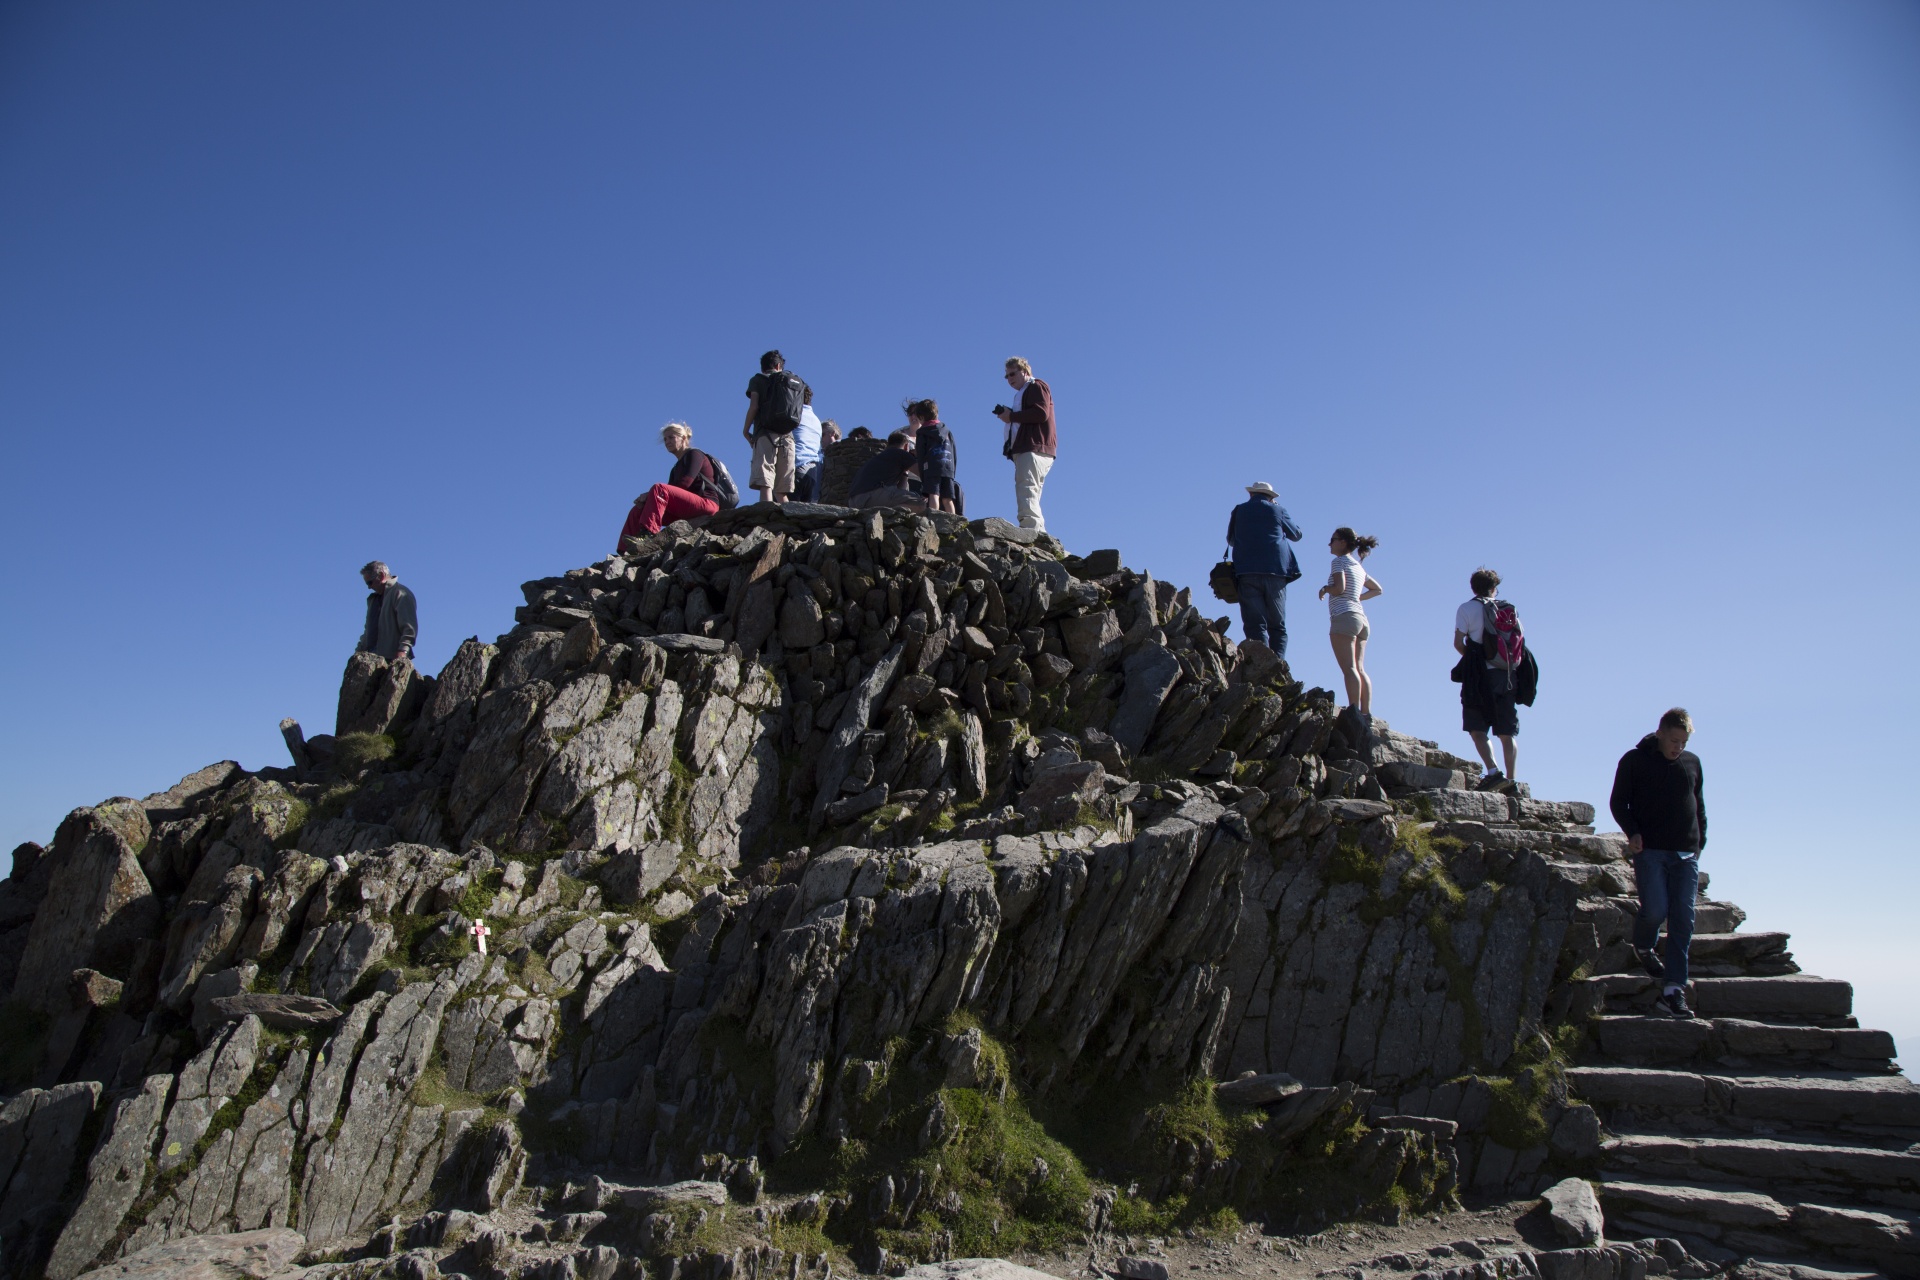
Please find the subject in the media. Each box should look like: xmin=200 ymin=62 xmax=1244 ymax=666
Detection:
xmin=1609 ymin=735 xmax=1706 ymax=853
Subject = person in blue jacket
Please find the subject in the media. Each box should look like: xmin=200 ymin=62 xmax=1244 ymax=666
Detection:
xmin=1226 ymin=481 xmax=1304 ymax=657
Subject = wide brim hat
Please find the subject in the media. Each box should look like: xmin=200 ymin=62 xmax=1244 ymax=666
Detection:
xmin=1246 ymin=481 xmax=1278 ymax=498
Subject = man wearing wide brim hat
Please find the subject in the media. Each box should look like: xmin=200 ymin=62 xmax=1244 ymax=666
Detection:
xmin=1226 ymin=481 xmax=1304 ymax=657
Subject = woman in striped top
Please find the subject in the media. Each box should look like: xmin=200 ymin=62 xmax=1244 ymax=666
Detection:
xmin=1317 ymin=527 xmax=1382 ymax=714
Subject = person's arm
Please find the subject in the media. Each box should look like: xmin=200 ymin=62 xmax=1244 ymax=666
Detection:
xmin=1359 ymin=575 xmax=1383 ymax=602
xmin=1694 ymin=759 xmax=1707 ymax=852
xmin=1454 ymin=629 xmax=1471 ymax=656
xmin=1277 ymin=506 xmax=1304 ymax=541
xmin=394 ymin=588 xmax=418 ymax=659
xmin=1225 ymin=511 xmax=1236 ymax=548
xmin=1318 ymin=564 xmax=1346 ymax=600
xmin=1610 ymin=754 xmax=1642 ymax=853
xmin=742 ymin=392 xmax=758 ymax=441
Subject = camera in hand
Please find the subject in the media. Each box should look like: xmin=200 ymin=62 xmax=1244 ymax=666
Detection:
xmin=992 ymin=404 xmax=1010 ymax=416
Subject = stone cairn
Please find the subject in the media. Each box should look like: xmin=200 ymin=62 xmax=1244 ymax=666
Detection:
xmin=0 ymin=502 xmax=1910 ymax=1280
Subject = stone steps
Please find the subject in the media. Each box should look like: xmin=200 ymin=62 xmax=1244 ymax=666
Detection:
xmin=1592 ymin=1016 xmax=1899 ymax=1072
xmin=1570 ymin=1066 xmax=1920 ymax=1133
xmin=1588 ymin=973 xmax=1859 ymax=1023
xmin=1604 ymin=1131 xmax=1920 ymax=1206
xmin=1597 ymin=1176 xmax=1920 ymax=1274
xmin=1557 ymin=896 xmax=1917 ymax=1273
xmin=1593 ymin=931 xmax=1799 ymax=979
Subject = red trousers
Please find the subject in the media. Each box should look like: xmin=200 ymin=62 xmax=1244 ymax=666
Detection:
xmin=620 ymin=484 xmax=718 ymax=545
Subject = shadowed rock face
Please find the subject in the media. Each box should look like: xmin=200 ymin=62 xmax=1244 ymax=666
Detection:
xmin=3 ymin=505 xmax=1898 ymax=1280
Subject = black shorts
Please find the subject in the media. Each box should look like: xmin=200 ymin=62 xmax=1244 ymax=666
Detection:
xmin=1463 ymin=686 xmax=1519 ymax=737
xmin=926 ymin=476 xmax=957 ymax=500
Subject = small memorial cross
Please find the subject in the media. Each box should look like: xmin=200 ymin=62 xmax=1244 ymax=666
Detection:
xmin=471 ymin=918 xmax=491 ymax=955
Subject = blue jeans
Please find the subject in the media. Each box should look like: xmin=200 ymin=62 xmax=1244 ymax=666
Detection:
xmin=793 ymin=462 xmax=820 ymax=503
xmin=1237 ymin=573 xmax=1288 ymax=657
xmin=1632 ymin=848 xmax=1699 ymax=988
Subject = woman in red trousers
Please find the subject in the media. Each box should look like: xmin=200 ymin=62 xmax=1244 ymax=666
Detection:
xmin=619 ymin=422 xmax=721 ymax=550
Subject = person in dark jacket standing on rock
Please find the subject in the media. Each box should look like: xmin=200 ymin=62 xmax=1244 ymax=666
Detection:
xmin=909 ymin=399 xmax=958 ymax=515
xmin=994 ymin=357 xmax=1056 ymax=532
xmin=1610 ymin=708 xmax=1708 ymax=1019
xmin=357 ymin=562 xmax=417 ymax=663
xmin=1226 ymin=482 xmax=1303 ymax=657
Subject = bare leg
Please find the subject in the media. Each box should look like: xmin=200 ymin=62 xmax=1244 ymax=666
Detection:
xmin=1469 ymin=730 xmax=1497 ymax=774
xmin=1330 ymin=633 xmax=1362 ymax=708
xmin=1499 ymin=735 xmax=1517 ymax=779
xmin=1353 ymin=635 xmax=1372 ymax=713
xmin=753 ymin=487 xmax=772 ymax=505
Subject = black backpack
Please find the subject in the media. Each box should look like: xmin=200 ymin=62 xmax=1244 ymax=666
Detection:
xmin=754 ymin=370 xmax=807 ymax=435
xmin=683 ymin=449 xmax=739 ymax=511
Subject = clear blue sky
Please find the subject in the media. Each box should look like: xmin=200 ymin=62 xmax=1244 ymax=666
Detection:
xmin=4 ymin=3 xmax=1916 ymax=1048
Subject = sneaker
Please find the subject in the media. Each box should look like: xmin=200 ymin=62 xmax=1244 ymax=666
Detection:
xmin=1656 ymin=989 xmax=1698 ymax=1020
xmin=1634 ymin=947 xmax=1666 ymax=980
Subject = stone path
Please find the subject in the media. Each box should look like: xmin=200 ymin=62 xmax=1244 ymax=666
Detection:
xmin=1558 ymin=893 xmax=1918 ymax=1273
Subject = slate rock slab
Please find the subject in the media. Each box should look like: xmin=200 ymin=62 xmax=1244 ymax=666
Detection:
xmin=207 ymin=993 xmax=344 ymax=1031
xmin=1216 ymin=1072 xmax=1304 ymax=1107
xmin=903 ymin=1262 xmax=1062 ymax=1280
xmin=615 ymin=1180 xmax=730 ymax=1210
xmin=74 ymin=1228 xmax=305 ymax=1280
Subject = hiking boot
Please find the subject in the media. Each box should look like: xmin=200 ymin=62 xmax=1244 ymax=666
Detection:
xmin=1656 ymin=989 xmax=1698 ymax=1020
xmin=1634 ymin=947 xmax=1666 ymax=980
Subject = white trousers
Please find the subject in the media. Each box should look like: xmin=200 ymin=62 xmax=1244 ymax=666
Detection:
xmin=1012 ymin=451 xmax=1054 ymax=531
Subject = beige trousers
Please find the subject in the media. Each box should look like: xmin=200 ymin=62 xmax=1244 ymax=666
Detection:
xmin=1012 ymin=451 xmax=1053 ymax=531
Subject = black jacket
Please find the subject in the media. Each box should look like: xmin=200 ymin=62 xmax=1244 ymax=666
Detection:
xmin=1609 ymin=735 xmax=1707 ymax=853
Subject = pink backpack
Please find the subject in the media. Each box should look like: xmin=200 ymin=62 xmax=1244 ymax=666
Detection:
xmin=1482 ymin=599 xmax=1525 ymax=671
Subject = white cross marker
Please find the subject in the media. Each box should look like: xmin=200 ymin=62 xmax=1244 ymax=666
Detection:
xmin=471 ymin=919 xmax=491 ymax=955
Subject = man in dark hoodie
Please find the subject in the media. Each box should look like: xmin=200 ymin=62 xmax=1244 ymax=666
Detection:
xmin=1609 ymin=708 xmax=1707 ymax=1019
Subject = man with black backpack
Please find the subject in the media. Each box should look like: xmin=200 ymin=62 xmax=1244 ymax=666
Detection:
xmin=742 ymin=350 xmax=809 ymax=505
xmin=1452 ymin=567 xmax=1530 ymax=786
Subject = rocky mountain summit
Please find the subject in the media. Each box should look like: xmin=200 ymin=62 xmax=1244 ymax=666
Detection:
xmin=1 ymin=504 xmax=1911 ymax=1280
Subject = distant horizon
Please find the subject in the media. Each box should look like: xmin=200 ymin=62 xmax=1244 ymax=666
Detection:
xmin=3 ymin=1 xmax=1916 ymax=1052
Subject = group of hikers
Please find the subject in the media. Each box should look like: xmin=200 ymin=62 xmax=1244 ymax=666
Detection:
xmin=616 ymin=351 xmax=1059 ymax=550
xmin=1223 ymin=483 xmax=1528 ymax=788
xmin=1222 ymin=483 xmax=1708 ymax=1020
xmin=349 ymin=347 xmax=1709 ymax=1023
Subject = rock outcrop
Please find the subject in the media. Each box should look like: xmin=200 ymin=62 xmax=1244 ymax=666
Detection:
xmin=0 ymin=503 xmax=1907 ymax=1280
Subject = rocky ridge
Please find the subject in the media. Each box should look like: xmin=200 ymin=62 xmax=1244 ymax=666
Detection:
xmin=0 ymin=503 xmax=1908 ymax=1280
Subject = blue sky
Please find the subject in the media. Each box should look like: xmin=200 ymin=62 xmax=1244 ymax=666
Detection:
xmin=3 ymin=3 xmax=1917 ymax=1048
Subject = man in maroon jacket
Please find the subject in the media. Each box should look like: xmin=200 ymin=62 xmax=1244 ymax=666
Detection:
xmin=994 ymin=356 xmax=1057 ymax=531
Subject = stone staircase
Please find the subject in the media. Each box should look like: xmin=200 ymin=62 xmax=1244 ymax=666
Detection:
xmin=1560 ymin=892 xmax=1920 ymax=1275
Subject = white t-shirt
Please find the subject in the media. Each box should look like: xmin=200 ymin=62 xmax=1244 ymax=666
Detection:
xmin=1328 ymin=552 xmax=1366 ymax=616
xmin=1455 ymin=597 xmax=1493 ymax=642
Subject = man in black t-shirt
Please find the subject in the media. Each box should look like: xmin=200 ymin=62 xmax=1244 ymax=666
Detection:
xmin=848 ymin=431 xmax=924 ymax=511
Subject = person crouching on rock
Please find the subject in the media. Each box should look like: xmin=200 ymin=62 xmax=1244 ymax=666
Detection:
xmin=618 ymin=422 xmax=720 ymax=549
xmin=847 ymin=430 xmax=925 ymax=511
xmin=1317 ymin=528 xmax=1381 ymax=716
xmin=909 ymin=398 xmax=958 ymax=515
xmin=357 ymin=560 xmax=417 ymax=664
xmin=1610 ymin=708 xmax=1708 ymax=1020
